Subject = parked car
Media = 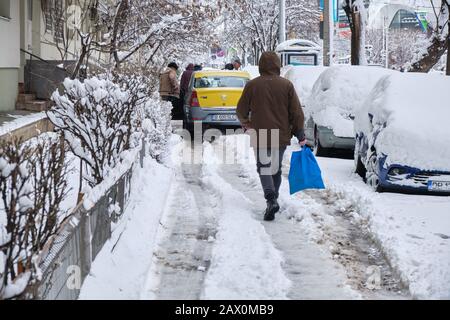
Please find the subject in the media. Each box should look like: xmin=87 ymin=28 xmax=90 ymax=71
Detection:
xmin=182 ymin=70 xmax=250 ymax=133
xmin=283 ymin=65 xmax=327 ymax=102
xmin=305 ymin=66 xmax=395 ymax=156
xmin=354 ymin=73 xmax=450 ymax=194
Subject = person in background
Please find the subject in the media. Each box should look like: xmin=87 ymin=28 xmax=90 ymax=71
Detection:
xmin=236 ymin=52 xmax=306 ymax=222
xmin=194 ymin=64 xmax=203 ymax=71
xmin=180 ymin=63 xmax=195 ymax=108
xmin=159 ymin=62 xmax=182 ymax=120
xmin=233 ymin=58 xmax=242 ymax=70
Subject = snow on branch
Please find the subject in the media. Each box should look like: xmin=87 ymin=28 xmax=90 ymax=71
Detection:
xmin=0 ymin=135 xmax=69 ymax=299
xmin=48 ymin=76 xmax=146 ymax=187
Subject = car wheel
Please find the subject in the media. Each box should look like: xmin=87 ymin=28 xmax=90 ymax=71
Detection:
xmin=366 ymin=152 xmax=383 ymax=192
xmin=313 ymin=128 xmax=328 ymax=157
xmin=354 ymin=137 xmax=366 ymax=178
xmin=355 ymin=156 xmax=367 ymax=179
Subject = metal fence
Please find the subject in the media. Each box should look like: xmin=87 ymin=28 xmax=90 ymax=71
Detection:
xmin=29 ymin=145 xmax=142 ymax=300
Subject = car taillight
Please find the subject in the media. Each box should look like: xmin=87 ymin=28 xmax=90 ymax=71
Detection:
xmin=190 ymin=90 xmax=200 ymax=107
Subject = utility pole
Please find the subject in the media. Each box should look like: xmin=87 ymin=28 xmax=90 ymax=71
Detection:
xmin=323 ymin=0 xmax=331 ymax=66
xmin=279 ymin=0 xmax=286 ymax=44
xmin=385 ymin=16 xmax=389 ymax=69
xmin=350 ymin=5 xmax=361 ymax=65
xmin=447 ymin=4 xmax=450 ymax=76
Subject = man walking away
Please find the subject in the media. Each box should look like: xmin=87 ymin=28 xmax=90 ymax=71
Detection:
xmin=159 ymin=62 xmax=182 ymax=120
xmin=180 ymin=63 xmax=195 ymax=108
xmin=237 ymin=52 xmax=306 ymax=222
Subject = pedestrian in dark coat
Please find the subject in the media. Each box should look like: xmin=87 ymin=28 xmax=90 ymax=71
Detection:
xmin=237 ymin=51 xmax=306 ymax=221
xmin=180 ymin=63 xmax=195 ymax=108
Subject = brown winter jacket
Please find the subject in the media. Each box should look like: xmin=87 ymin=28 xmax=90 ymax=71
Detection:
xmin=159 ymin=67 xmax=180 ymax=98
xmin=236 ymin=52 xmax=305 ymax=148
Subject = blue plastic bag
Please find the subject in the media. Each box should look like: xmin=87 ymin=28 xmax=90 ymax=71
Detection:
xmin=288 ymin=147 xmax=326 ymax=195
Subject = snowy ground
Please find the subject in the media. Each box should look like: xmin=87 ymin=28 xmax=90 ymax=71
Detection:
xmin=79 ymin=139 xmax=176 ymax=299
xmin=79 ymin=133 xmax=450 ymax=300
xmin=0 ymin=112 xmax=47 ymax=137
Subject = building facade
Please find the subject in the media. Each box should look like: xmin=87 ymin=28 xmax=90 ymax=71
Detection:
xmin=0 ymin=0 xmax=108 ymax=112
xmin=0 ymin=0 xmax=21 ymax=112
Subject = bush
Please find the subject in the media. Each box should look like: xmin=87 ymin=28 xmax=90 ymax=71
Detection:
xmin=0 ymin=135 xmax=69 ymax=299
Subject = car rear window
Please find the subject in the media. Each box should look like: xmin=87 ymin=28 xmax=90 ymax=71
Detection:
xmin=194 ymin=76 xmax=248 ymax=88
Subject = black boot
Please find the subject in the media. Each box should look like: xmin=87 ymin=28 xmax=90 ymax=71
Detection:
xmin=264 ymin=198 xmax=280 ymax=221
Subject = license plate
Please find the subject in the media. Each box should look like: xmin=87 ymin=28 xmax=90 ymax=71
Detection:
xmin=212 ymin=114 xmax=237 ymax=121
xmin=428 ymin=180 xmax=450 ymax=192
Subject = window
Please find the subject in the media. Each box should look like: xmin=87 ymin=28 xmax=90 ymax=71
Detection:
xmin=194 ymin=76 xmax=248 ymax=89
xmin=53 ymin=0 xmax=64 ymax=42
xmin=43 ymin=0 xmax=64 ymax=42
xmin=0 ymin=0 xmax=11 ymax=19
xmin=390 ymin=9 xmax=422 ymax=30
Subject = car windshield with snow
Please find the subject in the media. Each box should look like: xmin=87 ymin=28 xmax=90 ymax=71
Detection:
xmin=354 ymin=73 xmax=450 ymax=194
xmin=305 ymin=66 xmax=396 ymax=156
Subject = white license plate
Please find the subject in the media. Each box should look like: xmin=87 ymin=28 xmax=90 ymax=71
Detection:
xmin=212 ymin=114 xmax=237 ymax=121
xmin=428 ymin=180 xmax=450 ymax=192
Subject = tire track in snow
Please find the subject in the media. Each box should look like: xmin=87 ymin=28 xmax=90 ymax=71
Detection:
xmin=211 ymin=136 xmax=361 ymax=299
xmin=215 ymin=135 xmax=409 ymax=299
xmin=217 ymin=163 xmax=360 ymax=299
xmin=302 ymin=188 xmax=410 ymax=299
xmin=142 ymin=141 xmax=218 ymax=300
xmin=201 ymin=142 xmax=291 ymax=300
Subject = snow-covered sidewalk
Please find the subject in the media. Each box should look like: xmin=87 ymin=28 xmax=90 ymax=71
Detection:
xmin=79 ymin=154 xmax=173 ymax=299
xmin=79 ymin=134 xmax=450 ymax=300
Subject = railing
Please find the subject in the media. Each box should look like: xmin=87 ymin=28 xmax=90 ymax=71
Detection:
xmin=20 ymin=49 xmax=63 ymax=67
xmin=27 ymin=141 xmax=145 ymax=300
xmin=20 ymin=49 xmax=72 ymax=100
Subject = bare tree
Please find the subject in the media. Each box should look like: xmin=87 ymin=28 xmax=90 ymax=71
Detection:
xmin=221 ymin=0 xmax=320 ymax=63
xmin=409 ymin=0 xmax=449 ymax=73
xmin=343 ymin=0 xmax=368 ymax=65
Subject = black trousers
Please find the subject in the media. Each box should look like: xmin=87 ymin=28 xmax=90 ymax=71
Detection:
xmin=255 ymin=148 xmax=287 ymax=201
xmin=162 ymin=96 xmax=183 ymax=120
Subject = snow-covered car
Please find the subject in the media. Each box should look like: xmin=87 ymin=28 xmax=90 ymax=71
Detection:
xmin=354 ymin=73 xmax=450 ymax=194
xmin=283 ymin=65 xmax=327 ymax=102
xmin=306 ymin=66 xmax=395 ymax=156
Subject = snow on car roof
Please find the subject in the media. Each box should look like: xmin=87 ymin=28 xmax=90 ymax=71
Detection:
xmin=356 ymin=72 xmax=450 ymax=171
xmin=283 ymin=65 xmax=327 ymax=101
xmin=307 ymin=65 xmax=396 ymax=138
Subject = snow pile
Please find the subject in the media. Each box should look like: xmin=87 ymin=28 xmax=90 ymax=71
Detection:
xmin=308 ymin=66 xmax=396 ymax=138
xmin=0 ymin=112 xmax=47 ymax=137
xmin=356 ymin=72 xmax=450 ymax=171
xmin=283 ymin=66 xmax=327 ymax=102
xmin=201 ymin=142 xmax=291 ymax=300
xmin=79 ymin=147 xmax=174 ymax=299
xmin=317 ymin=157 xmax=450 ymax=299
xmin=142 ymin=92 xmax=173 ymax=161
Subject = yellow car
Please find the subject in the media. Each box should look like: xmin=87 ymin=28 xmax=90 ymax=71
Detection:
xmin=182 ymin=70 xmax=250 ymax=133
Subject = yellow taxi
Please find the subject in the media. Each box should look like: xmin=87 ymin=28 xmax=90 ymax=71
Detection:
xmin=182 ymin=70 xmax=251 ymax=133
